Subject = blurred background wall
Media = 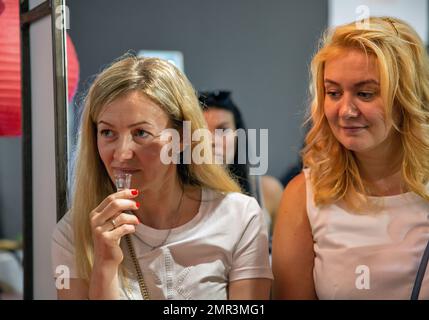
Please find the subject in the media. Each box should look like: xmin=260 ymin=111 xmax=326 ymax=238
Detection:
xmin=67 ymin=0 xmax=328 ymax=182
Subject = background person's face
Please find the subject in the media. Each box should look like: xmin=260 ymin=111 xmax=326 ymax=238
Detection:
xmin=323 ymin=49 xmax=398 ymax=156
xmin=203 ymin=108 xmax=237 ymax=165
xmin=96 ymin=90 xmax=175 ymax=191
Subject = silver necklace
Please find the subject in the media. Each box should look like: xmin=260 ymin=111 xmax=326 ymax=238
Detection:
xmin=138 ymin=189 xmax=184 ymax=250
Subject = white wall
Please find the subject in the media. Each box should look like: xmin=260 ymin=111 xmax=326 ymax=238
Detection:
xmin=29 ymin=0 xmax=57 ymax=299
xmin=329 ymin=0 xmax=428 ymax=44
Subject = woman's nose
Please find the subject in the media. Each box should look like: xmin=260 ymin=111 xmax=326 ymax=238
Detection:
xmin=113 ymin=136 xmax=134 ymax=161
xmin=339 ymin=94 xmax=360 ymax=119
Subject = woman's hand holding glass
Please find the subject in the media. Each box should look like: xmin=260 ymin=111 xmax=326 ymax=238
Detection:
xmin=89 ymin=188 xmax=140 ymax=266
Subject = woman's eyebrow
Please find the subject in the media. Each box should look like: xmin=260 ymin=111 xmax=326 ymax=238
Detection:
xmin=324 ymin=79 xmax=379 ymax=87
xmin=353 ymin=79 xmax=380 ymax=87
xmin=324 ymin=79 xmax=339 ymax=86
xmin=97 ymin=120 xmax=153 ymax=128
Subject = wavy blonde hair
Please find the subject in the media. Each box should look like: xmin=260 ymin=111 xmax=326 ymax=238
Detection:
xmin=72 ymin=54 xmax=241 ymax=282
xmin=303 ymin=17 xmax=429 ymax=210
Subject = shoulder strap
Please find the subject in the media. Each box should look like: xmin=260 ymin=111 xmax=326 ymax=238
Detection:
xmin=411 ymin=238 xmax=429 ymax=300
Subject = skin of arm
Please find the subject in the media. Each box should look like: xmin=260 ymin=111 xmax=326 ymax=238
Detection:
xmin=229 ymin=278 xmax=272 ymax=299
xmin=272 ymin=173 xmax=318 ymax=299
xmin=57 ymin=279 xmax=88 ymax=300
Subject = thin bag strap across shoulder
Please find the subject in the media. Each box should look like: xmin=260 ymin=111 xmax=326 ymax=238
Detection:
xmin=124 ymin=234 xmax=150 ymax=300
xmin=410 ymin=237 xmax=429 ymax=300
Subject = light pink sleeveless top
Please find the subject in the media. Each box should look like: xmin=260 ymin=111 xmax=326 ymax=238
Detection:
xmin=304 ymin=169 xmax=429 ymax=299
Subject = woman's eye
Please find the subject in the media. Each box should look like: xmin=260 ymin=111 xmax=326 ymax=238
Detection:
xmin=100 ymin=129 xmax=114 ymax=138
xmin=326 ymin=91 xmax=341 ymax=99
xmin=215 ymin=127 xmax=230 ymax=134
xmin=134 ymin=129 xmax=150 ymax=138
xmin=358 ymin=92 xmax=375 ymax=100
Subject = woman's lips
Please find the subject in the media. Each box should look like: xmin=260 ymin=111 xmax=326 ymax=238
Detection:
xmin=340 ymin=126 xmax=368 ymax=134
xmin=112 ymin=168 xmax=141 ymax=174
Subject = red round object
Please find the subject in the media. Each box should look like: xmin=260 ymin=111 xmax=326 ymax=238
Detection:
xmin=0 ymin=0 xmax=21 ymax=136
xmin=66 ymin=32 xmax=80 ymax=103
xmin=0 ymin=0 xmax=80 ymax=136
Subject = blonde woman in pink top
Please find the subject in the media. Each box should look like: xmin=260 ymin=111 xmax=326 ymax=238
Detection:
xmin=273 ymin=17 xmax=429 ymax=300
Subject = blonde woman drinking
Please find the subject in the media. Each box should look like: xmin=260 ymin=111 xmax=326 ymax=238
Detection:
xmin=52 ymin=55 xmax=272 ymax=300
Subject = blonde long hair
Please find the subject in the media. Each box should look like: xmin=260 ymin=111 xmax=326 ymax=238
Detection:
xmin=72 ymin=55 xmax=241 ymax=282
xmin=303 ymin=17 xmax=429 ymax=210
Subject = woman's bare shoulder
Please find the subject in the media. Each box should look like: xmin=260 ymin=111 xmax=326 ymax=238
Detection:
xmin=276 ymin=172 xmax=307 ymax=225
xmin=283 ymin=172 xmax=306 ymax=200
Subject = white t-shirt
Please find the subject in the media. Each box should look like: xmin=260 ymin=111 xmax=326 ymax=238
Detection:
xmin=304 ymin=169 xmax=429 ymax=299
xmin=51 ymin=188 xmax=273 ymax=299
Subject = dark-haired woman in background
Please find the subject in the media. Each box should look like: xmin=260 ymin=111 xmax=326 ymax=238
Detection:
xmin=199 ymin=91 xmax=283 ymax=241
